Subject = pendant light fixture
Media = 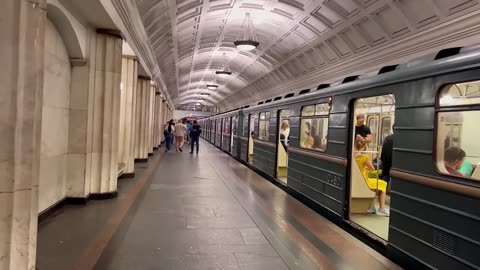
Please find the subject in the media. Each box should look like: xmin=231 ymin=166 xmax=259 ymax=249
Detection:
xmin=215 ymin=53 xmax=232 ymax=77
xmin=234 ymin=13 xmax=259 ymax=51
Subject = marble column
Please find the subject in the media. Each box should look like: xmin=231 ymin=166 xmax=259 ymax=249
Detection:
xmin=161 ymin=99 xmax=167 ymax=143
xmin=118 ymin=57 xmax=138 ymax=176
xmin=147 ymin=84 xmax=154 ymax=154
xmin=135 ymin=77 xmax=150 ymax=160
xmin=86 ymin=30 xmax=122 ymax=195
xmin=155 ymin=93 xmax=162 ymax=147
xmin=0 ymin=1 xmax=46 ymax=269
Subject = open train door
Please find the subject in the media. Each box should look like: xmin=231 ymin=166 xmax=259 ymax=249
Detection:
xmin=347 ymin=94 xmax=395 ymax=242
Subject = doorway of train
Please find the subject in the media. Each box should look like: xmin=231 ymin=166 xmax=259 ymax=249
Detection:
xmin=348 ymin=94 xmax=395 ymax=241
xmin=248 ymin=114 xmax=255 ymax=164
xmin=231 ymin=116 xmax=237 ymax=154
xmin=276 ymin=109 xmax=291 ymax=184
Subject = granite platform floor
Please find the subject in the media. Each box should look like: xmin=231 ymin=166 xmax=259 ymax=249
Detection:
xmin=37 ymin=141 xmax=401 ymax=270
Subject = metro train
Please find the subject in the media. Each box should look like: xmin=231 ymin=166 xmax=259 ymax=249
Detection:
xmin=198 ymin=45 xmax=480 ymax=270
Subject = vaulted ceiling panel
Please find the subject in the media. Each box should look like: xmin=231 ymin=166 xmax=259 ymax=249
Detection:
xmin=125 ymin=0 xmax=480 ymax=109
xmin=373 ymin=5 xmax=410 ymax=38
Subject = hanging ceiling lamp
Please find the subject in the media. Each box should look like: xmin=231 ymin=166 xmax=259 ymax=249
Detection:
xmin=215 ymin=53 xmax=232 ymax=77
xmin=234 ymin=13 xmax=259 ymax=51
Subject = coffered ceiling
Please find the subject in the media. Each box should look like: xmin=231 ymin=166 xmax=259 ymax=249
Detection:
xmin=129 ymin=0 xmax=480 ymax=109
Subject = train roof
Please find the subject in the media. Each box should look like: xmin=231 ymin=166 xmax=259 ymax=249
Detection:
xmin=240 ymin=44 xmax=480 ymax=113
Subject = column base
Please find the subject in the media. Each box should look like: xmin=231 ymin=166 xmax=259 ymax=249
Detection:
xmin=134 ymin=158 xmax=148 ymax=163
xmin=119 ymin=172 xmax=135 ymax=179
xmin=38 ymin=195 xmax=91 ymax=224
xmin=89 ymin=190 xmax=118 ymax=200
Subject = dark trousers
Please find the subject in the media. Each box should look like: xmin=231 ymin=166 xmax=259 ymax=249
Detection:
xmin=165 ymin=134 xmax=173 ymax=151
xmin=190 ymin=137 xmax=199 ymax=153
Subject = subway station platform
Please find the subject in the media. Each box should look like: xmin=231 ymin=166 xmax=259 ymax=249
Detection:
xmin=37 ymin=140 xmax=401 ymax=270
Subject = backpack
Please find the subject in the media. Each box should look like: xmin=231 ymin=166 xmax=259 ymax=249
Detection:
xmin=164 ymin=124 xmax=172 ymax=136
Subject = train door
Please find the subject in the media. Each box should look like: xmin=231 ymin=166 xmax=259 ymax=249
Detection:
xmin=347 ymin=94 xmax=395 ymax=241
xmin=218 ymin=119 xmax=223 ymax=147
xmin=248 ymin=114 xmax=255 ymax=164
xmin=223 ymin=117 xmax=230 ymax=152
xmin=213 ymin=119 xmax=217 ymax=145
xmin=276 ymin=109 xmax=291 ymax=184
xmin=231 ymin=116 xmax=237 ymax=154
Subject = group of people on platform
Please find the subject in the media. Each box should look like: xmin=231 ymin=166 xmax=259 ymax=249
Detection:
xmin=163 ymin=119 xmax=202 ymax=154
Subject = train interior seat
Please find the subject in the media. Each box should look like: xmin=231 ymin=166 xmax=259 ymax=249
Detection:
xmin=350 ymin=159 xmax=376 ymax=214
xmin=471 ymin=161 xmax=480 ymax=179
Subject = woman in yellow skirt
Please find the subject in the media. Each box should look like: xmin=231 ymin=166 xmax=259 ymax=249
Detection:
xmin=354 ymin=137 xmax=389 ymax=216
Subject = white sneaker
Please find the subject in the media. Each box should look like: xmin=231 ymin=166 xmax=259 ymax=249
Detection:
xmin=367 ymin=207 xmax=376 ymax=214
xmin=377 ymin=208 xmax=390 ymax=217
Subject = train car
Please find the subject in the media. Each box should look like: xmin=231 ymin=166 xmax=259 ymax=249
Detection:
xmin=201 ymin=45 xmax=480 ymax=270
xmin=208 ymin=110 xmax=240 ymax=155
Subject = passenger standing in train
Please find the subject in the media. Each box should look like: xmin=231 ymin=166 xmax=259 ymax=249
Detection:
xmin=444 ymin=146 xmax=466 ymax=177
xmin=280 ymin=121 xmax=290 ymax=151
xmin=355 ymin=114 xmax=372 ymax=142
xmin=174 ymin=120 xmax=187 ymax=152
xmin=354 ymin=137 xmax=389 ymax=216
xmin=380 ymin=127 xmax=394 ymax=183
xmin=164 ymin=120 xmax=175 ymax=152
xmin=189 ymin=120 xmax=202 ymax=154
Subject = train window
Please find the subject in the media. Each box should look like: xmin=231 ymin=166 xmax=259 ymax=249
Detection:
xmin=243 ymin=114 xmax=249 ymax=137
xmin=300 ymin=103 xmax=330 ymax=151
xmin=438 ymin=80 xmax=480 ymax=106
xmin=223 ymin=117 xmax=230 ymax=133
xmin=436 ymin=82 xmax=480 ymax=181
xmin=258 ymin=112 xmax=270 ymax=141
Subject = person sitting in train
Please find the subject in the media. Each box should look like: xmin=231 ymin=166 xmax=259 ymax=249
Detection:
xmin=444 ymin=146 xmax=466 ymax=177
xmin=304 ymin=135 xmax=314 ymax=149
xmin=354 ymin=137 xmax=389 ymax=216
xmin=355 ymin=114 xmax=372 ymax=143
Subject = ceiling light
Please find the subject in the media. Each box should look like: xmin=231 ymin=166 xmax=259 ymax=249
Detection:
xmin=206 ymin=84 xmax=218 ymax=90
xmin=215 ymin=70 xmax=232 ymax=77
xmin=234 ymin=40 xmax=259 ymax=51
xmin=234 ymin=13 xmax=259 ymax=51
xmin=216 ymin=53 xmax=232 ymax=77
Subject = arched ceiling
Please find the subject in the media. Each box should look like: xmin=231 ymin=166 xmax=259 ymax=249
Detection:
xmin=130 ymin=0 xmax=480 ymax=110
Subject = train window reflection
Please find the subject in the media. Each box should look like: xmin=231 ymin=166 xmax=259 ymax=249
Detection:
xmin=258 ymin=112 xmax=270 ymax=141
xmin=439 ymin=80 xmax=480 ymax=106
xmin=436 ymin=111 xmax=480 ymax=181
xmin=300 ymin=103 xmax=330 ymax=151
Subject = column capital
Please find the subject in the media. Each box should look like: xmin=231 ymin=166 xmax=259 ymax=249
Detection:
xmin=96 ymin=29 xmax=123 ymax=39
xmin=122 ymin=55 xmax=138 ymax=61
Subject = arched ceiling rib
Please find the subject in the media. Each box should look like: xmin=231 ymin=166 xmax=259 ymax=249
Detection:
xmin=130 ymin=0 xmax=480 ymax=109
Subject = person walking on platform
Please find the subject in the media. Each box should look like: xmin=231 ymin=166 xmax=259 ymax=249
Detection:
xmin=186 ymin=120 xmax=192 ymax=144
xmin=164 ymin=119 xmax=175 ymax=152
xmin=174 ymin=119 xmax=187 ymax=152
xmin=189 ymin=120 xmax=202 ymax=154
